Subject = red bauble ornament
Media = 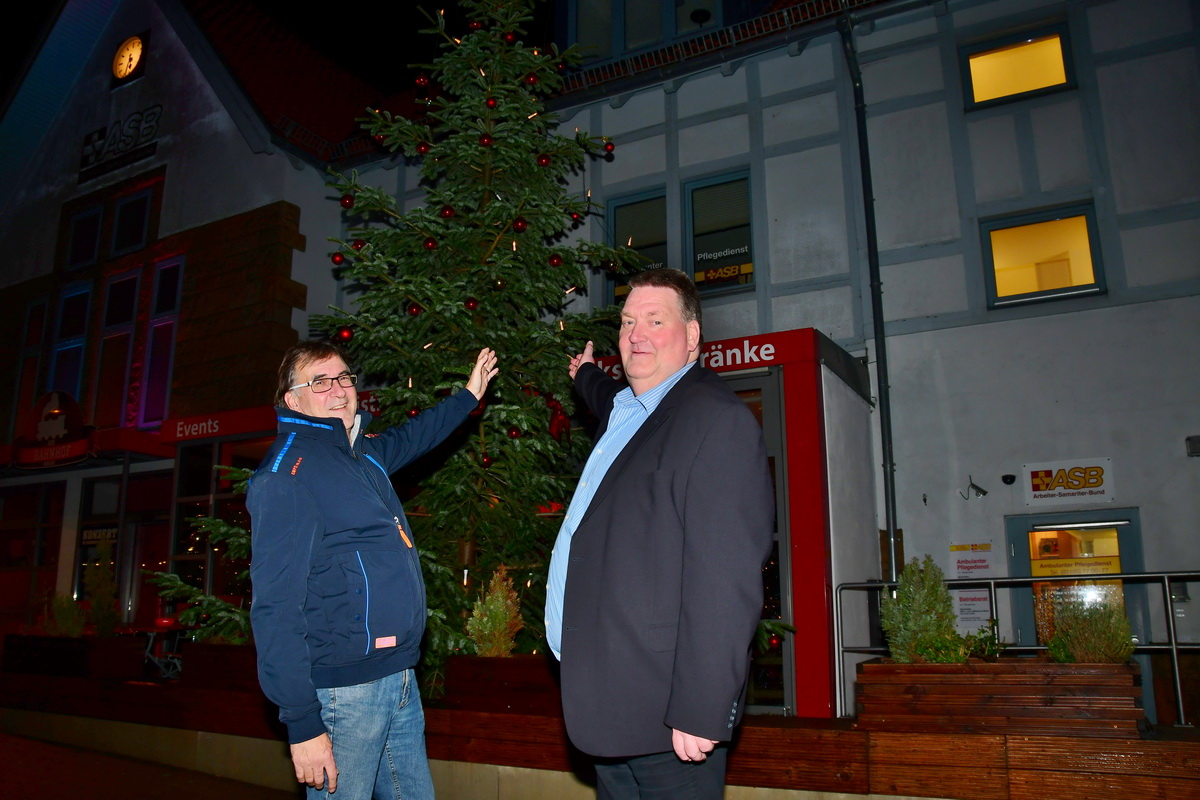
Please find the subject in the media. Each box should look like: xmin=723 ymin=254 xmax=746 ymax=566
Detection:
xmin=464 ymin=297 xmax=479 ymax=311
xmin=512 ymin=217 xmax=528 ymax=233
xmin=557 ymin=61 xmax=566 ymax=72
xmin=416 ymin=142 xmax=431 ymax=155
xmin=470 ymin=398 xmax=486 ymax=417
xmin=536 ymin=153 xmax=551 ymax=167
xmin=439 ymin=205 xmax=455 ymax=218
xmin=331 ymin=252 xmax=346 ymax=265
xmin=524 ymin=72 xmax=539 ymax=85
xmin=570 ymin=211 xmax=582 ymax=222
xmin=408 ymin=407 xmax=421 ymax=418
xmin=351 ymin=239 xmax=366 ymax=251
xmin=374 ymin=134 xmax=386 ymax=143
xmin=407 ymin=303 xmax=423 ymax=316
xmin=468 ymin=20 xmax=483 ymax=31
xmin=479 ymin=134 xmax=494 ymax=147
xmin=503 ymin=32 xmax=516 ymax=44
xmin=548 ymin=254 xmax=563 ymax=267
xmin=333 ymin=325 xmax=353 ymax=343
xmin=423 ymin=237 xmax=438 ymax=250
xmin=481 ymin=454 xmax=494 ymax=468
xmin=339 ymin=194 xmax=355 ymax=209
xmin=603 ymin=141 xmax=615 ymax=153
xmin=415 ymin=74 xmax=430 ymax=88
xmin=485 ymin=97 xmax=498 ymax=109
xmin=507 ymin=426 xmax=521 ymax=439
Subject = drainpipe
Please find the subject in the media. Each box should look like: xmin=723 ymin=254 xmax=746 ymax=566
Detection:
xmin=837 ymin=8 xmax=899 ymax=582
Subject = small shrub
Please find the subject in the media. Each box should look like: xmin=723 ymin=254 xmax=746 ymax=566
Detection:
xmin=45 ymin=594 xmax=86 ymax=638
xmin=84 ymin=539 xmax=120 ymax=637
xmin=1046 ymin=597 xmax=1135 ymax=664
xmin=880 ymin=555 xmax=971 ymax=664
xmin=465 ymin=565 xmax=524 ymax=657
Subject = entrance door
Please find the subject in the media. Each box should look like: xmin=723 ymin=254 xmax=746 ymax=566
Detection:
xmin=723 ymin=368 xmax=792 ymax=714
xmin=1005 ymin=507 xmax=1155 ymax=719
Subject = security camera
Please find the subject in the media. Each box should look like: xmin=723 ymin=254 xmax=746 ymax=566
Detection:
xmin=968 ymin=481 xmax=988 ymax=497
xmin=1001 ymin=474 xmax=1016 ymax=485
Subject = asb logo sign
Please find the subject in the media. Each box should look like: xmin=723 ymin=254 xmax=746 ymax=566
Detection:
xmin=1023 ymin=458 xmax=1114 ymax=506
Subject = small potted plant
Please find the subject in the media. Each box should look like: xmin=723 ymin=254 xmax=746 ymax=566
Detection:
xmin=441 ymin=565 xmax=560 ymax=714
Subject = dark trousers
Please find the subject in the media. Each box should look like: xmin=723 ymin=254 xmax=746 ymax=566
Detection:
xmin=594 ymin=747 xmax=727 ymax=800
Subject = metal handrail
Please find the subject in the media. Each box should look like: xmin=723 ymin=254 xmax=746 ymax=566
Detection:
xmin=834 ymin=570 xmax=1200 ymax=726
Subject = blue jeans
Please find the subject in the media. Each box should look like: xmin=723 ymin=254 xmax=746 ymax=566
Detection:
xmin=311 ymin=668 xmax=435 ymax=800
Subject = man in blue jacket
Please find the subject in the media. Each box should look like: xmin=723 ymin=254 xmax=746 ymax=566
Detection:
xmin=249 ymin=340 xmax=497 ymax=799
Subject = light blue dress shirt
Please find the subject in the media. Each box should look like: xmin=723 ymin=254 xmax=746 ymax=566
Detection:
xmin=544 ymin=361 xmax=696 ymax=659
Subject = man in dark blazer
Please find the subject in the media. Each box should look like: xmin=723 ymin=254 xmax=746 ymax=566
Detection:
xmin=545 ymin=268 xmax=774 ymax=799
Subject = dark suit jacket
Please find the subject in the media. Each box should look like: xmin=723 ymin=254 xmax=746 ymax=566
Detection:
xmin=560 ymin=362 xmax=775 ymax=758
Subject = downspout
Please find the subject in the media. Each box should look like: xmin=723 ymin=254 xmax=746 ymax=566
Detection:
xmin=837 ymin=8 xmax=899 ymax=582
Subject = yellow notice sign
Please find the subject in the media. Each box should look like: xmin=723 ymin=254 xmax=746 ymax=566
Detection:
xmin=1030 ymin=556 xmax=1121 ymax=578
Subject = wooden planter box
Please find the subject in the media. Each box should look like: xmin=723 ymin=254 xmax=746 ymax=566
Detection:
xmin=179 ymin=641 xmax=260 ymax=692
xmin=437 ymin=653 xmax=562 ymax=716
xmin=854 ymin=657 xmax=1147 ymax=739
xmin=2 ymin=634 xmax=145 ymax=680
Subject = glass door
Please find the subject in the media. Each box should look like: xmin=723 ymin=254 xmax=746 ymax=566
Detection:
xmin=723 ymin=368 xmax=791 ymax=713
xmin=1006 ymin=508 xmax=1145 ymax=647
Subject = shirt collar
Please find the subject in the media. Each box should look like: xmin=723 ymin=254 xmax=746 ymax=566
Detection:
xmin=616 ymin=361 xmax=696 ymax=413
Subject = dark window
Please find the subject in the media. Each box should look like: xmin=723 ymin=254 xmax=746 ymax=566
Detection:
xmin=572 ymin=0 xmax=720 ymax=65
xmin=610 ymin=191 xmax=668 ymax=301
xmin=66 ymin=208 xmax=102 ymax=269
xmin=104 ymin=274 xmax=139 ymax=327
xmin=687 ymin=174 xmax=753 ymax=292
xmin=112 ymin=190 xmax=152 ymax=254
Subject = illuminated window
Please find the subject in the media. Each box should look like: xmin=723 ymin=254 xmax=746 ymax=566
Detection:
xmin=982 ymin=205 xmax=1103 ymax=308
xmin=962 ymin=26 xmax=1073 ymax=108
xmin=687 ymin=174 xmax=753 ymax=292
xmin=610 ymin=191 xmax=668 ymax=300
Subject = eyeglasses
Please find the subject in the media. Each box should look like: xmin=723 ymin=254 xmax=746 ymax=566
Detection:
xmin=290 ymin=373 xmax=358 ymax=393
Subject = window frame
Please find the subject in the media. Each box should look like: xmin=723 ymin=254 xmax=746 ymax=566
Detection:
xmin=49 ymin=282 xmax=93 ymax=398
xmin=606 ymin=188 xmax=669 ymax=304
xmin=65 ymin=206 xmax=103 ymax=270
xmin=137 ymin=257 xmax=183 ymax=428
xmin=960 ymin=23 xmax=1076 ymax=111
xmin=9 ymin=300 xmax=48 ymax=439
xmin=110 ymin=188 xmax=154 ymax=257
xmin=91 ymin=270 xmax=141 ymax=428
xmin=980 ymin=203 xmax=1105 ymax=309
xmin=684 ymin=170 xmax=754 ymax=295
xmin=569 ymin=0 xmax=723 ymax=66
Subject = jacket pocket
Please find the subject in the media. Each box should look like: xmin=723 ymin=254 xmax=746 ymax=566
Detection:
xmin=308 ymin=548 xmax=424 ymax=664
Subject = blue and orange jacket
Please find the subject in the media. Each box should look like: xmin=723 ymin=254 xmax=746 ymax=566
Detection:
xmin=247 ymin=390 xmax=476 ymax=744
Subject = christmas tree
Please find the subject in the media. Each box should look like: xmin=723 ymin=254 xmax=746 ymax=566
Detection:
xmin=319 ymin=0 xmax=639 ymax=676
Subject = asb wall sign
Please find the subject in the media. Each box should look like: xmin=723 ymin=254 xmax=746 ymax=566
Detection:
xmin=1023 ymin=457 xmax=1115 ymax=506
